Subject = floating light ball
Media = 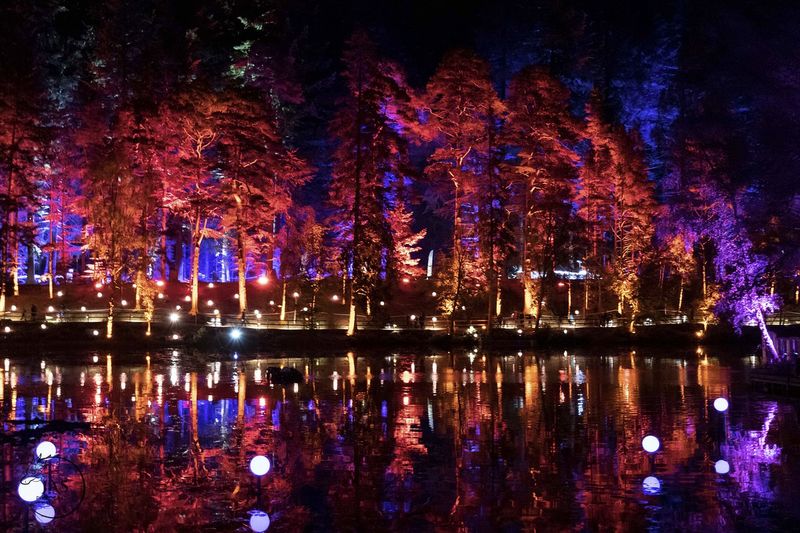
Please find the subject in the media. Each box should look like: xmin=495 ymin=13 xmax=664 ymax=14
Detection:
xmin=92 ymin=330 xmax=99 ymax=336
xmin=47 ymin=306 xmax=55 ymax=313
xmin=249 ymin=510 xmax=271 ymax=532
xmin=331 ymin=294 xmax=338 ymax=302
xmin=249 ymin=455 xmax=271 ymax=476
xmin=121 ymin=299 xmax=128 ymax=306
xmin=3 ymin=326 xmax=10 ymax=333
xmin=17 ymin=476 xmax=44 ymax=502
xmin=80 ymin=306 xmax=86 ymax=312
xmin=35 ymin=441 xmax=57 ymax=461
xmin=10 ymin=305 xmax=16 ymax=311
xmin=230 ymin=329 xmax=242 ymax=340
xmin=257 ymin=275 xmax=268 ymax=286
xmin=642 ymin=435 xmax=660 ymax=453
xmin=56 ymin=291 xmax=63 ymax=297
xmin=715 ymin=460 xmax=730 ymax=474
xmin=642 ymin=476 xmax=661 ymax=495
xmin=169 ymin=312 xmax=179 ymax=323
xmin=34 ymin=503 xmax=55 ymax=524
xmin=96 ymin=292 xmax=103 ymax=298
xmin=184 ymin=295 xmax=191 ymax=302
xmin=713 ymin=398 xmax=729 ymax=412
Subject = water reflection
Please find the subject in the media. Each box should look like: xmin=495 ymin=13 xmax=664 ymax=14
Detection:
xmin=0 ymin=350 xmax=798 ymax=531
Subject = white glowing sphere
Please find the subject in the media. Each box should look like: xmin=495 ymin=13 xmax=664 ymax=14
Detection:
xmin=713 ymin=398 xmax=729 ymax=412
xmin=715 ymin=459 xmax=730 ymax=474
xmin=17 ymin=476 xmax=44 ymax=502
xmin=249 ymin=455 xmax=271 ymax=476
xmin=642 ymin=435 xmax=660 ymax=453
xmin=35 ymin=441 xmax=57 ymax=461
xmin=34 ymin=503 xmax=55 ymax=524
xmin=230 ymin=329 xmax=242 ymax=340
xmin=642 ymin=476 xmax=661 ymax=494
xmin=249 ymin=510 xmax=271 ymax=532
xmin=257 ymin=275 xmax=268 ymax=286
xmin=169 ymin=312 xmax=179 ymax=323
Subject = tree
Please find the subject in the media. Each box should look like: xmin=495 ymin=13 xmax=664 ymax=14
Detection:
xmin=504 ymin=67 xmax=581 ymax=326
xmin=329 ymin=32 xmax=422 ymax=335
xmin=581 ymin=94 xmax=656 ymax=328
xmin=420 ymin=49 xmax=504 ymax=333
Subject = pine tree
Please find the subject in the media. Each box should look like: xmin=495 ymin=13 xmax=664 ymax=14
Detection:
xmin=420 ymin=49 xmax=504 ymax=333
xmin=504 ymin=67 xmax=581 ymax=326
xmin=329 ymin=32 xmax=422 ymax=335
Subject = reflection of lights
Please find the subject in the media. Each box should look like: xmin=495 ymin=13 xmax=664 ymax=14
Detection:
xmin=18 ymin=476 xmax=44 ymax=502
xmin=332 ymin=371 xmax=339 ymax=391
xmin=401 ymin=370 xmax=412 ymax=384
xmin=403 ymin=395 xmax=410 ymax=406
xmin=715 ymin=460 xmax=730 ymax=474
xmin=713 ymin=398 xmax=729 ymax=412
xmin=207 ymin=373 xmax=213 ymax=388
xmin=35 ymin=441 xmax=57 ymax=461
xmin=642 ymin=476 xmax=661 ymax=495
xmin=642 ymin=435 xmax=660 ymax=453
xmin=34 ymin=503 xmax=55 ymax=524
xmin=249 ymin=510 xmax=271 ymax=532
xmin=250 ymin=455 xmax=271 ymax=476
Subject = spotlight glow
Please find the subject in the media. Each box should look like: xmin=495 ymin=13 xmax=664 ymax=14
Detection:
xmin=230 ymin=328 xmax=242 ymax=340
xmin=17 ymin=476 xmax=44 ymax=502
xmin=713 ymin=398 xmax=729 ymax=412
xmin=642 ymin=435 xmax=660 ymax=453
xmin=35 ymin=441 xmax=57 ymax=461
xmin=249 ymin=455 xmax=271 ymax=476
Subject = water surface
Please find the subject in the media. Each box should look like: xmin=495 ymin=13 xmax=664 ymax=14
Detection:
xmin=0 ymin=348 xmax=798 ymax=532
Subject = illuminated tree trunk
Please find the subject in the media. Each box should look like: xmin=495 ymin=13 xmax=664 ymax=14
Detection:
xmin=279 ymin=279 xmax=286 ymax=321
xmin=756 ymin=308 xmax=779 ymax=361
xmin=189 ymin=211 xmax=203 ymax=316
xmin=677 ymin=279 xmax=684 ymax=311
xmin=237 ymin=226 xmax=247 ymax=314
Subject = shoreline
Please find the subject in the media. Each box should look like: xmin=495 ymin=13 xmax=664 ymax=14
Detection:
xmin=0 ymin=321 xmax=788 ymax=355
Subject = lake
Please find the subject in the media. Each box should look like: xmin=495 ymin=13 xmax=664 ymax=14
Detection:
xmin=0 ymin=347 xmax=798 ymax=532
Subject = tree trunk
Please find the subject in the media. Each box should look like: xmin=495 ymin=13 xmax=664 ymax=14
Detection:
xmin=347 ymin=274 xmax=357 ymax=336
xmin=677 ymin=279 xmax=684 ymax=312
xmin=237 ymin=228 xmax=247 ymax=314
xmin=190 ymin=241 xmax=200 ymax=316
xmin=756 ymin=308 xmax=779 ymax=362
xmin=279 ymin=279 xmax=286 ymax=321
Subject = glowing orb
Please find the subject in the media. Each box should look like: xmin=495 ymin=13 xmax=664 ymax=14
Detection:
xmin=17 ymin=477 xmax=44 ymax=502
xmin=230 ymin=329 xmax=242 ymax=340
xmin=713 ymin=398 xmax=729 ymax=412
xmin=249 ymin=510 xmax=271 ymax=532
xmin=642 ymin=435 xmax=660 ymax=453
xmin=35 ymin=441 xmax=57 ymax=461
xmin=169 ymin=313 xmax=179 ymax=323
xmin=257 ymin=275 xmax=268 ymax=286
xmin=34 ymin=503 xmax=55 ymax=524
xmin=715 ymin=460 xmax=730 ymax=474
xmin=642 ymin=476 xmax=661 ymax=495
xmin=249 ymin=455 xmax=271 ymax=476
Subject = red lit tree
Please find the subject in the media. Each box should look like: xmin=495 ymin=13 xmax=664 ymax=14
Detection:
xmin=420 ymin=49 xmax=504 ymax=333
xmin=504 ymin=67 xmax=581 ymax=326
xmin=581 ymin=93 xmax=656 ymax=328
xmin=329 ymin=32 xmax=423 ymax=335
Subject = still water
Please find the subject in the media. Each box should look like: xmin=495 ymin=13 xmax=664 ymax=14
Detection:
xmin=0 ymin=348 xmax=798 ymax=532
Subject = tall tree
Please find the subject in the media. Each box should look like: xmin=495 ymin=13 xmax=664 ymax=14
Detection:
xmin=329 ymin=32 xmax=422 ymax=335
xmin=504 ymin=67 xmax=581 ymax=326
xmin=420 ymin=49 xmax=504 ymax=333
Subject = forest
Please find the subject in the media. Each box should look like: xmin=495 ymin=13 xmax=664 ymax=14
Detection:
xmin=1 ymin=0 xmax=799 ymax=352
